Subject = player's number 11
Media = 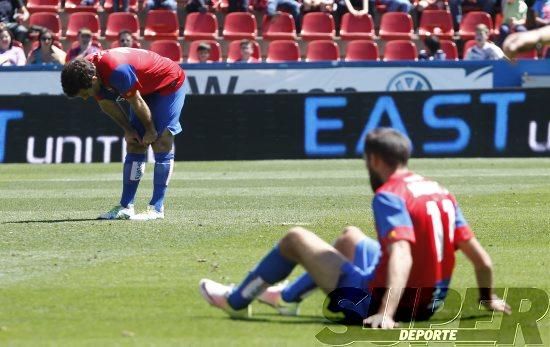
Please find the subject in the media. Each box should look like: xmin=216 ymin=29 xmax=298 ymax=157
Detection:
xmin=426 ymin=199 xmax=456 ymax=262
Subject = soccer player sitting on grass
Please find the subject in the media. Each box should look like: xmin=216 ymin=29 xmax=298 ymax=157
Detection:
xmin=61 ymin=48 xmax=186 ymax=221
xmin=200 ymin=128 xmax=511 ymax=327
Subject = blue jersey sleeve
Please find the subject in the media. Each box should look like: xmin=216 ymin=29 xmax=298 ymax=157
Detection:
xmin=454 ymin=204 xmax=468 ymax=228
xmin=109 ymin=64 xmax=139 ymax=98
xmin=372 ymin=192 xmax=414 ymax=243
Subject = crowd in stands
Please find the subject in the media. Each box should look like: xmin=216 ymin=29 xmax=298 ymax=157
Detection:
xmin=0 ymin=0 xmax=549 ymax=66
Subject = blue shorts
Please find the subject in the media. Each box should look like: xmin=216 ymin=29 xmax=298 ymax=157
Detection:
xmin=130 ymin=83 xmax=186 ymax=139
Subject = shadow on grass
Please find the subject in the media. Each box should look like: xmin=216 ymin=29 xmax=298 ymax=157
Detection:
xmin=3 ymin=218 xmax=102 ymax=224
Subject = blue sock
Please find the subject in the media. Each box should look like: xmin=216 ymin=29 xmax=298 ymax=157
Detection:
xmin=227 ymin=245 xmax=296 ymax=310
xmin=120 ymin=153 xmax=146 ymax=208
xmin=281 ymin=273 xmax=317 ymax=303
xmin=150 ymin=152 xmax=174 ymax=212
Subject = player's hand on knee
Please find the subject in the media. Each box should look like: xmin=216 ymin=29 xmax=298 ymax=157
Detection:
xmin=481 ymin=294 xmax=512 ymax=315
xmin=142 ymin=129 xmax=158 ymax=146
xmin=364 ymin=313 xmax=399 ymax=329
xmin=124 ymin=129 xmax=143 ymax=145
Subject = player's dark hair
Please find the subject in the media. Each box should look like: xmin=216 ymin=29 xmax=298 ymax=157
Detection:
xmin=364 ymin=128 xmax=411 ymax=167
xmin=61 ymin=58 xmax=96 ymax=97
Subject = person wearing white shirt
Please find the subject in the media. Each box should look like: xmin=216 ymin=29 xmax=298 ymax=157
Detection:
xmin=464 ymin=24 xmax=506 ymax=60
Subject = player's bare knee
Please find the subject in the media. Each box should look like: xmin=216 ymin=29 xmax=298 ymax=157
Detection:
xmin=341 ymin=225 xmax=362 ymax=236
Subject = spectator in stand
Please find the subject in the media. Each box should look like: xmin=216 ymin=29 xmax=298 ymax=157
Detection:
xmin=464 ymin=24 xmax=506 ymax=60
xmin=0 ymin=26 xmax=25 ymax=65
xmin=416 ymin=0 xmax=448 ymax=12
xmin=303 ymin=0 xmax=336 ymax=12
xmin=234 ymin=39 xmax=259 ymax=62
xmin=27 ymin=29 xmax=65 ymax=65
xmin=118 ymin=30 xmax=135 ymax=47
xmin=418 ymin=35 xmax=447 ymax=60
xmin=185 ymin=0 xmax=213 ymax=13
xmin=197 ymin=41 xmax=212 ymax=63
xmin=112 ymin=0 xmax=129 ymax=11
xmin=66 ymin=28 xmax=101 ymax=62
xmin=228 ymin=0 xmax=249 ymax=12
xmin=498 ymin=0 xmax=528 ymax=46
xmin=266 ymin=0 xmax=302 ymax=32
xmin=449 ymin=0 xmax=497 ymax=30
xmin=0 ymin=0 xmax=29 ymax=43
xmin=144 ymin=0 xmax=177 ymax=11
xmin=532 ymin=0 xmax=550 ymax=26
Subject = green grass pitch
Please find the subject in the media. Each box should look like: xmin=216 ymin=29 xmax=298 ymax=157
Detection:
xmin=0 ymin=159 xmax=549 ymax=346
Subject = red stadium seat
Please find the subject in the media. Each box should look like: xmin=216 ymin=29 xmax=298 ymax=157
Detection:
xmin=459 ymin=11 xmax=493 ymax=41
xmin=26 ymin=0 xmax=59 ymax=13
xmin=515 ymin=49 xmax=538 ymax=60
xmin=418 ymin=10 xmax=454 ymax=39
xmin=144 ymin=10 xmax=180 ymax=40
xmin=226 ymin=40 xmax=261 ymax=62
xmin=383 ymin=40 xmax=417 ymax=61
xmin=29 ymin=12 xmax=62 ymax=39
xmin=339 ymin=13 xmax=374 ymax=41
xmin=150 ymin=40 xmax=183 ymax=63
xmin=184 ymin=13 xmax=218 ymax=41
xmin=105 ymin=12 xmax=140 ymax=41
xmin=65 ymin=12 xmax=100 ymax=40
xmin=542 ymin=45 xmax=550 ymax=58
xmin=266 ymin=40 xmax=300 ymax=62
xmin=262 ymin=12 xmax=296 ymax=40
xmin=103 ymin=0 xmax=139 ymax=12
xmin=345 ymin=40 xmax=379 ymax=61
xmin=379 ymin=12 xmax=414 ymax=40
xmin=301 ymin=12 xmax=335 ymax=41
xmin=439 ymin=40 xmax=458 ymax=60
xmin=222 ymin=12 xmax=257 ymax=40
xmin=462 ymin=39 xmax=476 ymax=58
xmin=187 ymin=40 xmax=222 ymax=63
xmin=110 ymin=40 xmax=141 ymax=48
xmin=64 ymin=0 xmax=100 ymax=13
xmin=305 ymin=40 xmax=339 ymax=62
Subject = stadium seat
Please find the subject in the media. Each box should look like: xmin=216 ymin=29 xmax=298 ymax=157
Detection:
xmin=184 ymin=13 xmax=218 ymax=41
xmin=542 ymin=45 xmax=550 ymax=58
xmin=105 ymin=12 xmax=140 ymax=41
xmin=300 ymin=12 xmax=335 ymax=41
xmin=64 ymin=0 xmax=100 ymax=13
xmin=379 ymin=12 xmax=414 ymax=40
xmin=226 ymin=40 xmax=261 ymax=62
xmin=65 ymin=12 xmax=100 ymax=40
xmin=29 ymin=12 xmax=62 ymax=39
xmin=439 ymin=40 xmax=458 ymax=60
xmin=262 ymin=13 xmax=297 ymax=40
xmin=462 ymin=39 xmax=476 ymax=59
xmin=383 ymin=40 xmax=417 ymax=61
xmin=26 ymin=0 xmax=59 ymax=13
xmin=515 ymin=49 xmax=538 ymax=60
xmin=305 ymin=40 xmax=339 ymax=62
xmin=187 ymin=40 xmax=222 ymax=63
xmin=110 ymin=40 xmax=141 ymax=48
xmin=150 ymin=40 xmax=183 ymax=63
xmin=103 ymin=0 xmax=139 ymax=12
xmin=339 ymin=13 xmax=374 ymax=41
xmin=266 ymin=40 xmax=300 ymax=62
xmin=144 ymin=10 xmax=180 ymax=40
xmin=345 ymin=40 xmax=379 ymax=61
xmin=459 ymin=11 xmax=493 ymax=41
xmin=418 ymin=10 xmax=454 ymax=39
xmin=222 ymin=12 xmax=257 ymax=40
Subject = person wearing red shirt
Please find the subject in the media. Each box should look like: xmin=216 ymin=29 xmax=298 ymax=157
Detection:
xmin=199 ymin=128 xmax=511 ymax=326
xmin=61 ymin=48 xmax=186 ymax=221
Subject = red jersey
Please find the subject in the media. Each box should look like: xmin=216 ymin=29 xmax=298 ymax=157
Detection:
xmin=86 ymin=48 xmax=185 ymax=100
xmin=369 ymin=171 xmax=474 ymax=311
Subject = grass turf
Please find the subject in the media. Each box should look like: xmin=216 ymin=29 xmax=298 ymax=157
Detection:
xmin=0 ymin=158 xmax=549 ymax=346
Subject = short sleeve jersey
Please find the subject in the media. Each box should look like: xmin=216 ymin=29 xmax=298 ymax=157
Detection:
xmin=369 ymin=171 xmax=474 ymax=308
xmin=86 ymin=48 xmax=185 ymax=100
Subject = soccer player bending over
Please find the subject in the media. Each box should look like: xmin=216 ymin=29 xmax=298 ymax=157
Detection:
xmin=61 ymin=48 xmax=186 ymax=221
xmin=200 ymin=128 xmax=511 ymax=327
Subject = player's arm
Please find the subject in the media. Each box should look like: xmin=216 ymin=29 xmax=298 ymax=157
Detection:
xmin=98 ymin=99 xmax=141 ymax=144
xmin=126 ymin=91 xmax=157 ymax=146
xmin=458 ymin=238 xmax=511 ymax=314
xmin=365 ymin=240 xmax=412 ymax=329
xmin=503 ymin=26 xmax=550 ymax=58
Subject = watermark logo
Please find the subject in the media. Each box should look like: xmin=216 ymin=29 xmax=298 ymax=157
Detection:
xmin=316 ymin=287 xmax=549 ymax=346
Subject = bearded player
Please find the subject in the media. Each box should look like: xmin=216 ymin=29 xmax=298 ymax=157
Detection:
xmin=61 ymin=48 xmax=186 ymax=221
xmin=200 ymin=128 xmax=510 ymax=327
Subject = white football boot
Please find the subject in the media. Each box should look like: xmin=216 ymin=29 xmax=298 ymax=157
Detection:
xmin=199 ymin=279 xmax=251 ymax=319
xmin=130 ymin=205 xmax=165 ymax=221
xmin=258 ymin=281 xmax=300 ymax=316
xmin=98 ymin=204 xmax=135 ymax=220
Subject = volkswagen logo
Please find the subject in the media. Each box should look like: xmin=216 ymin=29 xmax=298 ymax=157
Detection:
xmin=387 ymin=71 xmax=432 ymax=91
